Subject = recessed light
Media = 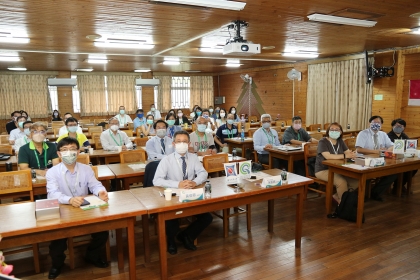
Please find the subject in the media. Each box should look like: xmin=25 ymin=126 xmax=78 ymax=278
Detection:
xmin=0 ymin=56 xmax=21 ymax=62
xmin=199 ymin=47 xmax=224 ymax=53
xmin=8 ymin=67 xmax=26 ymax=71
xmin=163 ymin=57 xmax=180 ymax=65
xmin=134 ymin=69 xmax=152 ymax=72
xmin=262 ymin=46 xmax=275 ymax=50
xmin=282 ymin=52 xmax=319 ymax=58
xmin=307 ymin=13 xmax=377 ymax=27
xmin=86 ymin=34 xmax=102 ymax=40
xmin=75 ymin=68 xmax=94 ymax=72
xmin=94 ymin=41 xmax=154 ymax=49
xmin=185 ymin=70 xmax=202 ymax=73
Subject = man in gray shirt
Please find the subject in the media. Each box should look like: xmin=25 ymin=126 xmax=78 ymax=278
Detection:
xmin=153 ymin=130 xmax=213 ymax=255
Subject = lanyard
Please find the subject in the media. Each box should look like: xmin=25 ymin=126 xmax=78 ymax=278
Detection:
xmin=169 ymin=127 xmax=175 ymax=138
xmin=175 ymin=154 xmax=188 ymax=180
xmin=195 ymin=131 xmax=208 ymax=151
xmin=328 ymin=139 xmax=340 ymax=155
xmin=226 ymin=124 xmax=233 ymax=138
xmin=62 ymin=164 xmax=80 ymax=197
xmin=109 ymin=130 xmax=122 ymax=146
xmin=262 ymin=128 xmax=274 ymax=145
xmin=24 ymin=136 xmax=28 ymax=144
xmin=33 ymin=144 xmax=47 ymax=169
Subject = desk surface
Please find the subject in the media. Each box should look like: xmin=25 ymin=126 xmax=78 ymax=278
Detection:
xmin=224 ymin=137 xmax=254 ymax=144
xmin=107 ymin=162 xmax=145 ymax=178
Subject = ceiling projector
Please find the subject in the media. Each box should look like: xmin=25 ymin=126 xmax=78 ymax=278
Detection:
xmin=223 ymin=42 xmax=261 ymax=55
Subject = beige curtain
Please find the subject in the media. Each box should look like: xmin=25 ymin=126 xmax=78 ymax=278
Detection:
xmin=306 ymin=58 xmax=373 ymax=130
xmin=0 ymin=74 xmax=50 ymax=118
xmin=106 ymin=75 xmax=137 ymax=114
xmin=157 ymin=76 xmax=172 ymax=112
xmin=190 ymin=76 xmax=214 ymax=109
xmin=78 ymin=75 xmax=107 ymax=116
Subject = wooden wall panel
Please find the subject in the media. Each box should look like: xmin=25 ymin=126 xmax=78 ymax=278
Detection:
xmin=57 ymin=71 xmax=73 ymax=114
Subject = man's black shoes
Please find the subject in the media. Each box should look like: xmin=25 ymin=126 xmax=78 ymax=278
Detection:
xmin=48 ymin=266 xmax=62 ymax=279
xmin=84 ymin=256 xmax=109 ymax=268
xmin=177 ymin=232 xmax=197 ymax=251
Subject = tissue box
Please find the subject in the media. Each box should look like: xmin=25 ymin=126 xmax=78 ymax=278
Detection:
xmin=261 ymin=176 xmax=282 ymax=188
xmin=35 ymin=198 xmax=60 ymax=221
xmin=179 ymin=189 xmax=204 ymax=202
xmin=369 ymin=157 xmax=385 ymax=167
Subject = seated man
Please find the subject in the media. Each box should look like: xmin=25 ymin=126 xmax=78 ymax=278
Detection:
xmin=46 ymin=137 xmax=109 ymax=279
xmin=56 ymin=117 xmax=90 ymax=152
xmin=282 ymin=116 xmax=319 ymax=145
xmin=145 ymin=120 xmax=174 ymax=160
xmin=9 ymin=115 xmax=27 ymax=145
xmin=100 ymin=117 xmax=133 ymax=151
xmin=189 ymin=116 xmax=217 ymax=156
xmin=13 ymin=120 xmax=33 ymax=153
xmin=356 ymin=115 xmax=396 ymax=201
xmin=6 ymin=110 xmax=21 ymax=134
xmin=58 ymin=112 xmax=83 ymax=136
xmin=153 ymin=130 xmax=213 ymax=255
xmin=214 ymin=113 xmax=238 ymax=151
xmin=114 ymin=105 xmax=133 ymax=128
xmin=146 ymin=104 xmax=162 ymax=120
xmin=18 ymin=122 xmax=60 ymax=177
xmin=133 ymin=108 xmax=146 ymax=132
xmin=253 ymin=114 xmax=283 ymax=169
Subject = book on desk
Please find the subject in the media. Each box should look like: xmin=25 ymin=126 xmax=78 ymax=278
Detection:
xmin=35 ymin=198 xmax=60 ymax=221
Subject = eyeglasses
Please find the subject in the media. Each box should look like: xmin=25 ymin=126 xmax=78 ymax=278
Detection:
xmin=60 ymin=149 xmax=78 ymax=152
xmin=262 ymin=121 xmax=271 ymax=124
xmin=32 ymin=130 xmax=47 ymax=135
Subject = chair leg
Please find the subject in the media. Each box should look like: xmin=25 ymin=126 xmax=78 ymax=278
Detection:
xmin=246 ymin=204 xmax=251 ymax=232
xmin=67 ymin=238 xmax=75 ymax=269
xmin=223 ymin=208 xmax=229 ymax=238
xmin=32 ymin=243 xmax=41 ymax=274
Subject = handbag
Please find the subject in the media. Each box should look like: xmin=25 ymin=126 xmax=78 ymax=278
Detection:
xmin=252 ymin=162 xmax=264 ymax=172
xmin=327 ymin=188 xmax=365 ymax=223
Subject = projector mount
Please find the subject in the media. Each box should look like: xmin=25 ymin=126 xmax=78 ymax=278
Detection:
xmin=226 ymin=20 xmax=249 ymax=44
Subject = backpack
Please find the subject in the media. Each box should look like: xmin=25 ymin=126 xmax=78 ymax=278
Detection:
xmin=328 ymin=188 xmax=365 ymax=223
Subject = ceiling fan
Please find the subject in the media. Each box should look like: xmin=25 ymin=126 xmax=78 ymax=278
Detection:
xmin=287 ymin=69 xmax=302 ymax=116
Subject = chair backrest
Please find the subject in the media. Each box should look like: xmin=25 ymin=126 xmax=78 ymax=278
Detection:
xmin=88 ymin=126 xmax=103 ymax=133
xmin=249 ymin=115 xmax=258 ymax=123
xmin=278 ymin=132 xmax=284 ymax=143
xmin=133 ymin=137 xmax=149 ymax=147
xmin=51 ymin=121 xmax=64 ymax=129
xmin=93 ymin=135 xmax=103 ymax=150
xmin=248 ymin=128 xmax=258 ymax=138
xmin=143 ymin=161 xmax=160 ymax=187
xmin=78 ymin=119 xmax=91 ymax=125
xmin=324 ymin=123 xmax=331 ymax=130
xmin=53 ymin=127 xmax=61 ymax=137
xmin=308 ymin=124 xmax=322 ymax=131
xmin=310 ymin=132 xmax=324 ymax=140
xmin=202 ymin=153 xmax=229 ymax=174
xmin=304 ymin=143 xmax=319 ymax=178
xmin=0 ymin=135 xmax=10 ymax=144
xmin=136 ymin=127 xmax=143 ymax=137
xmin=90 ymin=131 xmax=102 ymax=140
xmin=286 ymin=119 xmax=294 ymax=126
xmin=120 ymin=150 xmax=146 ymax=163
xmin=94 ymin=119 xmax=107 ymax=125
xmin=0 ymin=144 xmax=13 ymax=154
xmin=0 ymin=169 xmax=34 ymax=201
xmin=191 ymin=123 xmax=197 ymax=132
xmin=91 ymin=165 xmax=98 ymax=179
xmin=128 ymin=123 xmax=134 ymax=130
xmin=275 ymin=120 xmax=287 ymax=127
xmin=125 ymin=130 xmax=134 ymax=137
xmin=272 ymin=126 xmax=282 ymax=133
xmin=344 ymin=137 xmax=356 ymax=150
xmin=237 ymin=122 xmax=250 ymax=133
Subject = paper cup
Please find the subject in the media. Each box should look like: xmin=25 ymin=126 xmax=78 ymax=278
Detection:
xmin=164 ymin=189 xmax=172 ymax=201
xmin=365 ymin=158 xmax=371 ymax=166
xmin=89 ymin=148 xmax=94 ymax=154
xmin=117 ymin=146 xmax=122 ymax=152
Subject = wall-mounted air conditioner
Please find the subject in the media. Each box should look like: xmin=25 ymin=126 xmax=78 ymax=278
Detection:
xmin=47 ymin=78 xmax=77 ymax=87
xmin=135 ymin=78 xmax=160 ymax=86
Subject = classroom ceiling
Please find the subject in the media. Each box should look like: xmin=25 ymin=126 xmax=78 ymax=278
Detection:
xmin=0 ymin=0 xmax=419 ymax=74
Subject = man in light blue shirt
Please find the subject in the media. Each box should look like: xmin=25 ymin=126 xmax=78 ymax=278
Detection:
xmin=356 ymin=115 xmax=396 ymax=201
xmin=46 ymin=137 xmax=109 ymax=279
xmin=145 ymin=120 xmax=174 ymax=160
xmin=153 ymin=130 xmax=212 ymax=255
xmin=133 ymin=108 xmax=146 ymax=132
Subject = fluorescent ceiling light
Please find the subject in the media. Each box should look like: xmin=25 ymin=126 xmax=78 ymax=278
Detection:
xmin=8 ymin=67 xmax=26 ymax=71
xmin=0 ymin=36 xmax=29 ymax=44
xmin=94 ymin=41 xmax=154 ymax=49
xmin=307 ymin=13 xmax=377 ymax=27
xmin=282 ymin=52 xmax=319 ymax=58
xmin=0 ymin=56 xmax=21 ymax=62
xmin=199 ymin=47 xmax=224 ymax=53
xmin=85 ymin=59 xmax=109 ymax=64
xmin=185 ymin=70 xmax=202 ymax=72
xmin=134 ymin=69 xmax=152 ymax=72
xmin=225 ymin=60 xmax=242 ymax=67
xmin=151 ymin=0 xmax=246 ymax=11
xmin=411 ymin=27 xmax=420 ymax=34
xmin=163 ymin=61 xmax=180 ymax=65
xmin=75 ymin=68 xmax=94 ymax=72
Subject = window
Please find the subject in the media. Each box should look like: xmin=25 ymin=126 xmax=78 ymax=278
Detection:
xmin=71 ymin=75 xmax=81 ymax=113
xmin=48 ymin=86 xmax=59 ymax=110
xmin=171 ymin=77 xmax=190 ymax=108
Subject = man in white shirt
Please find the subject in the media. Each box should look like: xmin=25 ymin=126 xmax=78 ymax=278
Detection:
xmin=9 ymin=115 xmax=27 ymax=145
xmin=13 ymin=120 xmax=33 ymax=153
xmin=58 ymin=113 xmax=83 ymax=136
xmin=146 ymin=104 xmax=161 ymax=120
xmin=189 ymin=117 xmax=217 ymax=156
xmin=153 ymin=130 xmax=212 ymax=255
xmin=100 ymin=117 xmax=133 ymax=151
xmin=145 ymin=120 xmax=173 ymax=160
xmin=114 ymin=105 xmax=133 ymax=128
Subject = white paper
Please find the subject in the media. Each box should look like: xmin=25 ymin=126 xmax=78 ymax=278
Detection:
xmin=128 ymin=163 xmax=146 ymax=169
xmin=81 ymin=196 xmax=108 ymax=210
xmin=344 ymin=164 xmax=371 ymax=170
xmin=245 ymin=171 xmax=273 ymax=182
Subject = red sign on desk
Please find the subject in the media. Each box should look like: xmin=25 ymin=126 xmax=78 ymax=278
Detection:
xmin=409 ymin=80 xmax=420 ymax=105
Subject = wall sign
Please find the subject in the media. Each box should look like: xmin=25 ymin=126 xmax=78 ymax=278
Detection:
xmin=408 ymin=80 xmax=420 ymax=106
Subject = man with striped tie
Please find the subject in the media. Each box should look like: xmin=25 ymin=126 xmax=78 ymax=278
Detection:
xmin=145 ymin=120 xmax=173 ymax=160
xmin=153 ymin=130 xmax=213 ymax=255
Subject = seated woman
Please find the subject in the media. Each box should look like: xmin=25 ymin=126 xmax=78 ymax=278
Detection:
xmin=21 ymin=110 xmax=32 ymax=121
xmin=315 ymin=122 xmax=357 ymax=204
xmin=52 ymin=110 xmax=62 ymax=121
xmin=215 ymin=108 xmax=227 ymax=128
xmin=165 ymin=109 xmax=176 ymax=120
xmin=228 ymin=106 xmax=240 ymax=122
xmin=166 ymin=113 xmax=182 ymax=138
xmin=174 ymin=109 xmax=191 ymax=126
xmin=141 ymin=114 xmax=156 ymax=136
xmin=192 ymin=106 xmax=203 ymax=122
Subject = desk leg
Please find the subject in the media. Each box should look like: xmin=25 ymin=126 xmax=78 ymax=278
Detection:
xmin=407 ymin=171 xmax=413 ymax=195
xmin=127 ymin=218 xmax=136 ymax=280
xmin=287 ymin=155 xmax=294 ymax=172
xmin=295 ymin=190 xmax=303 ymax=248
xmin=357 ymin=175 xmax=367 ymax=228
xmin=116 ymin=229 xmax=124 ymax=270
xmin=268 ymin=153 xmax=273 ymax=169
xmin=326 ymin=171 xmax=334 ymax=214
xmin=396 ymin=173 xmax=403 ymax=197
xmin=142 ymin=214 xmax=150 ymax=263
xmin=268 ymin=199 xmax=274 ymax=232
xmin=157 ymin=214 xmax=168 ymax=280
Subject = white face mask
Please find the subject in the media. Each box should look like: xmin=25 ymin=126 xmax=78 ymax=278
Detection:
xmin=220 ymin=113 xmax=226 ymax=118
xmin=60 ymin=151 xmax=78 ymax=165
xmin=151 ymin=107 xmax=156 ymax=112
xmin=174 ymin=142 xmax=189 ymax=154
xmin=24 ymin=128 xmax=31 ymax=135
xmin=110 ymin=125 xmax=119 ymax=131
xmin=32 ymin=134 xmax=45 ymax=143
xmin=231 ymin=110 xmax=236 ymax=114
xmin=156 ymin=129 xmax=166 ymax=138
xmin=190 ymin=112 xmax=195 ymax=118
xmin=178 ymin=112 xmax=183 ymax=117
xmin=119 ymin=109 xmax=125 ymax=115
xmin=197 ymin=124 xmax=207 ymax=132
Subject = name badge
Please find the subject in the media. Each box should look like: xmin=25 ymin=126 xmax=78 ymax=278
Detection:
xmin=179 ymin=188 xmax=204 ymax=202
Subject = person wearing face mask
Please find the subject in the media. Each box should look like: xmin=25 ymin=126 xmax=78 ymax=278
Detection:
xmin=100 ymin=117 xmax=133 ymax=151
xmin=146 ymin=104 xmax=162 ymax=120
xmin=253 ymin=114 xmax=283 ymax=168
xmin=174 ymin=109 xmax=191 ymax=126
xmin=283 ymin=116 xmax=318 ymax=145
xmin=387 ymin=118 xmax=416 ymax=194
xmin=9 ymin=116 xmax=27 ymax=145
xmin=211 ymin=106 xmax=220 ymax=120
xmin=52 ymin=110 xmax=62 ymax=121
xmin=214 ymin=113 xmax=238 ymax=151
xmin=356 ymin=115 xmax=396 ymax=201
xmin=189 ymin=117 xmax=216 ymax=156
xmin=114 ymin=105 xmax=133 ymax=128
xmin=133 ymin=109 xmax=146 ymax=132
xmin=46 ymin=137 xmax=109 ymax=279
xmin=18 ymin=122 xmax=60 ymax=177
xmin=165 ymin=109 xmax=176 ymax=120
xmin=56 ymin=117 xmax=90 ymax=151
xmin=58 ymin=113 xmax=83 ymax=136
xmin=228 ymin=106 xmax=240 ymax=122
xmin=153 ymin=130 xmax=212 ymax=255
xmin=145 ymin=120 xmax=174 ymax=160
xmin=20 ymin=110 xmax=31 ymax=121
xmin=141 ymin=114 xmax=156 ymax=136
xmin=315 ymin=123 xmax=358 ymax=204
xmin=202 ymin=109 xmax=216 ymax=131
xmin=13 ymin=120 xmax=33 ymax=154
xmin=215 ymin=108 xmax=227 ymax=128
xmin=166 ymin=113 xmax=182 ymax=138
xmin=6 ymin=110 xmax=21 ymax=134
xmin=192 ymin=106 xmax=203 ymax=122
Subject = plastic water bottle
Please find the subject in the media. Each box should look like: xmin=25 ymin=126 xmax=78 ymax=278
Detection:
xmin=232 ymin=148 xmax=237 ymax=159
xmin=31 ymin=168 xmax=36 ymax=182
xmin=347 ymin=124 xmax=350 ymax=129
xmin=140 ymin=131 xmax=144 ymax=138
xmin=133 ymin=143 xmax=137 ymax=150
xmin=241 ymin=125 xmax=245 ymax=142
xmin=204 ymin=180 xmax=212 ymax=199
xmin=281 ymin=169 xmax=288 ymax=185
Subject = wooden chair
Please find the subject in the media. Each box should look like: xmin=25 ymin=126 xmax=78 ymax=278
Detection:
xmin=0 ymin=144 xmax=12 ymax=155
xmin=128 ymin=123 xmax=134 ymax=130
xmin=324 ymin=123 xmax=331 ymax=130
xmin=135 ymin=127 xmax=143 ymax=137
xmin=125 ymin=130 xmax=134 ymax=137
xmin=275 ymin=120 xmax=287 ymax=127
xmin=286 ymin=119 xmax=294 ymax=126
xmin=203 ymin=154 xmax=251 ymax=238
xmin=344 ymin=137 xmax=356 ymax=150
xmin=253 ymin=151 xmax=270 ymax=169
xmin=0 ymin=135 xmax=10 ymax=144
xmin=304 ymin=143 xmax=328 ymax=198
xmin=237 ymin=122 xmax=250 ymax=133
xmin=51 ymin=121 xmax=64 ymax=129
xmin=88 ymin=126 xmax=103 ymax=133
xmin=308 ymin=124 xmax=322 ymax=131
xmin=191 ymin=123 xmax=197 ymax=132
xmin=133 ymin=137 xmax=149 ymax=147
xmin=90 ymin=131 xmax=102 ymax=141
xmin=0 ymin=170 xmax=40 ymax=273
xmin=272 ymin=126 xmax=282 ymax=133
xmin=278 ymin=132 xmax=284 ymax=144
xmin=93 ymin=135 xmax=103 ymax=150
xmin=78 ymin=119 xmax=91 ymax=126
xmin=249 ymin=115 xmax=258 ymax=123
xmin=310 ymin=132 xmax=324 ymax=140
xmin=94 ymin=119 xmax=107 ymax=125
xmin=119 ymin=150 xmax=146 ymax=163
xmin=248 ymin=128 xmax=258 ymax=138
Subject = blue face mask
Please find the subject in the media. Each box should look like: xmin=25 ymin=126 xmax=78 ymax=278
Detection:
xmin=196 ymin=111 xmax=202 ymax=116
xmin=137 ymin=113 xmax=144 ymax=118
xmin=227 ymin=119 xmax=234 ymax=125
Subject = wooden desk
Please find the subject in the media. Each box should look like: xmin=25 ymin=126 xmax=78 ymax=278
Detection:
xmin=107 ymin=162 xmax=145 ymax=190
xmin=0 ymin=156 xmax=18 ymax=172
xmin=308 ymin=129 xmax=360 ymax=137
xmin=264 ymin=147 xmax=304 ymax=171
xmin=89 ymin=149 xmax=121 ymax=165
xmin=224 ymin=137 xmax=254 ymax=157
xmin=0 ymin=191 xmax=147 ymax=280
xmin=130 ymin=169 xmax=313 ymax=280
xmin=323 ymin=157 xmax=420 ymax=227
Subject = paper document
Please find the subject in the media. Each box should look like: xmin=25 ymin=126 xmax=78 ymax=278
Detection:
xmin=275 ymin=145 xmax=301 ymax=151
xmin=246 ymin=171 xmax=273 ymax=182
xmin=128 ymin=163 xmax=146 ymax=170
xmin=81 ymin=196 xmax=108 ymax=210
xmin=344 ymin=164 xmax=371 ymax=170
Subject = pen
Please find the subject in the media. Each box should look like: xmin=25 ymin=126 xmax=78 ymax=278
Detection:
xmin=159 ymin=191 xmax=163 ymax=197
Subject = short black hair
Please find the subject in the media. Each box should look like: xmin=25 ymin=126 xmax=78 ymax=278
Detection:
xmin=20 ymin=110 xmax=29 ymax=116
xmin=153 ymin=119 xmax=168 ymax=129
xmin=369 ymin=115 xmax=383 ymax=124
xmin=166 ymin=113 xmax=176 ymax=120
xmin=292 ymin=116 xmax=302 ymax=122
xmin=202 ymin=109 xmax=210 ymax=114
xmin=391 ymin=118 xmax=406 ymax=127
xmin=17 ymin=116 xmax=27 ymax=122
xmin=57 ymin=137 xmax=80 ymax=150
xmin=146 ymin=114 xmax=154 ymax=120
xmin=65 ymin=117 xmax=78 ymax=125
xmin=23 ymin=120 xmax=33 ymax=127
xmin=173 ymin=130 xmax=190 ymax=141
xmin=11 ymin=111 xmax=21 ymax=117
xmin=136 ymin=109 xmax=144 ymax=114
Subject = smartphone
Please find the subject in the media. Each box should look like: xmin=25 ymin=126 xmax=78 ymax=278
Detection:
xmin=81 ymin=199 xmax=90 ymax=206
